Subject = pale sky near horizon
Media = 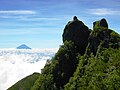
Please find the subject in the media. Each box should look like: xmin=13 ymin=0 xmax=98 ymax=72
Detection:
xmin=0 ymin=0 xmax=120 ymax=48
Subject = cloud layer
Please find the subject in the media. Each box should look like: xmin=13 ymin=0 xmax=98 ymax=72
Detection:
xmin=0 ymin=48 xmax=57 ymax=90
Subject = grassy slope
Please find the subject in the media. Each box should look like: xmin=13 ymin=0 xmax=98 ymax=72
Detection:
xmin=7 ymin=73 xmax=40 ymax=90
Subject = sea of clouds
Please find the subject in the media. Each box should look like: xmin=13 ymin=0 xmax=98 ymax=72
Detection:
xmin=0 ymin=48 xmax=58 ymax=90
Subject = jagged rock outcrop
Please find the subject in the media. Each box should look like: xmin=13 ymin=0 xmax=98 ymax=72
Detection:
xmin=63 ymin=16 xmax=90 ymax=55
xmin=93 ymin=18 xmax=108 ymax=29
xmin=87 ymin=18 xmax=120 ymax=55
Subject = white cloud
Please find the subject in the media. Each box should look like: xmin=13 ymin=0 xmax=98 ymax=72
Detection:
xmin=0 ymin=15 xmax=26 ymax=19
xmin=0 ymin=13 xmax=62 ymax=23
xmin=20 ymin=17 xmax=62 ymax=21
xmin=0 ymin=10 xmax=37 ymax=20
xmin=0 ymin=48 xmax=57 ymax=90
xmin=88 ymin=8 xmax=120 ymax=15
xmin=0 ymin=29 xmax=36 ymax=35
xmin=0 ymin=10 xmax=36 ymax=15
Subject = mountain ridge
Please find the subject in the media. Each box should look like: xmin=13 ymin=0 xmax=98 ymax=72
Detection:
xmin=8 ymin=16 xmax=120 ymax=90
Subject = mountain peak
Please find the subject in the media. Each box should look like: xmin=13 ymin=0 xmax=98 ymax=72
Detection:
xmin=16 ymin=44 xmax=31 ymax=49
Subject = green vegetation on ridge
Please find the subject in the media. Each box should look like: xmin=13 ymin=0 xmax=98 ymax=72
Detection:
xmin=65 ymin=48 xmax=120 ymax=90
xmin=31 ymin=41 xmax=79 ymax=90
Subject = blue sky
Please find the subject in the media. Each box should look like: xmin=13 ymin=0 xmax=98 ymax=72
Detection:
xmin=0 ymin=0 xmax=120 ymax=48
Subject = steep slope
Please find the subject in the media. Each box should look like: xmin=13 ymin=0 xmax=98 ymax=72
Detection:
xmin=65 ymin=18 xmax=120 ymax=90
xmin=31 ymin=16 xmax=91 ymax=90
xmin=65 ymin=48 xmax=120 ymax=90
xmin=31 ymin=41 xmax=79 ymax=90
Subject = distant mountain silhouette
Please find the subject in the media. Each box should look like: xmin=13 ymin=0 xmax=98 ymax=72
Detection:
xmin=16 ymin=44 xmax=31 ymax=49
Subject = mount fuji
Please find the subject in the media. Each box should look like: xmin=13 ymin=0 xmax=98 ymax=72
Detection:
xmin=16 ymin=44 xmax=31 ymax=49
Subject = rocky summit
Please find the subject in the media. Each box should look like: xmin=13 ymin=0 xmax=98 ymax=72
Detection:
xmin=63 ymin=16 xmax=90 ymax=55
xmin=87 ymin=18 xmax=120 ymax=55
xmin=93 ymin=18 xmax=108 ymax=29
